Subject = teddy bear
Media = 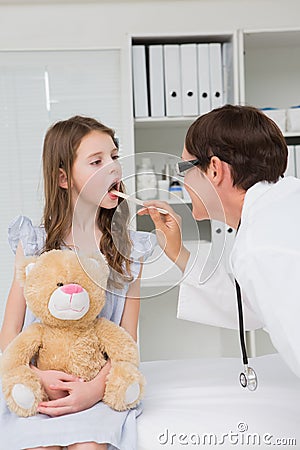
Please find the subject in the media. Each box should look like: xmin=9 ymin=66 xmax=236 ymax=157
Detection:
xmin=0 ymin=249 xmax=145 ymax=417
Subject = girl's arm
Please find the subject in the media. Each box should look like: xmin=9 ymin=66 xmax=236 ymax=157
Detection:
xmin=0 ymin=242 xmax=26 ymax=351
xmin=120 ymin=263 xmax=143 ymax=341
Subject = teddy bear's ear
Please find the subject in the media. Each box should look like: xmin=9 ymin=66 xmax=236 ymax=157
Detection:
xmin=25 ymin=263 xmax=36 ymax=277
xmin=89 ymin=255 xmax=108 ymax=272
xmin=85 ymin=254 xmax=110 ymax=282
xmin=88 ymin=256 xmax=106 ymax=268
xmin=16 ymin=256 xmax=39 ymax=286
xmin=90 ymin=254 xmax=110 ymax=270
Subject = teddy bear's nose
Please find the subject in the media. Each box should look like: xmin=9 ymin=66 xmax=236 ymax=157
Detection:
xmin=60 ymin=283 xmax=84 ymax=294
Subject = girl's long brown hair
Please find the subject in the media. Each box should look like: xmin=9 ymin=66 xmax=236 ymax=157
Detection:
xmin=42 ymin=115 xmax=132 ymax=287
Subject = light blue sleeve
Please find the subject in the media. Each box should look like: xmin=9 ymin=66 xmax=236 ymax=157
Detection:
xmin=129 ymin=230 xmax=157 ymax=281
xmin=8 ymin=215 xmax=45 ymax=257
xmin=107 ymin=231 xmax=157 ymax=325
xmin=7 ymin=216 xmax=45 ymax=329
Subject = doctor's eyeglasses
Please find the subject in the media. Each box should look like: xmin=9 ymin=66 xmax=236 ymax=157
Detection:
xmin=175 ymin=159 xmax=201 ymax=177
xmin=176 ymin=154 xmax=231 ymax=177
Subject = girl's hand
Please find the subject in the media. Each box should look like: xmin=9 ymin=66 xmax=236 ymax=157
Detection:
xmin=31 ymin=365 xmax=81 ymax=400
xmin=138 ymin=201 xmax=190 ymax=272
xmin=37 ymin=360 xmax=111 ymax=417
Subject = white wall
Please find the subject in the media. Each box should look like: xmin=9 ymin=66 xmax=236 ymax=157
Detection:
xmin=0 ymin=0 xmax=300 ymax=51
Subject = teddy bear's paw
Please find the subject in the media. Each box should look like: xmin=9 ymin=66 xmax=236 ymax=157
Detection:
xmin=12 ymin=383 xmax=35 ymax=410
xmin=125 ymin=382 xmax=140 ymax=406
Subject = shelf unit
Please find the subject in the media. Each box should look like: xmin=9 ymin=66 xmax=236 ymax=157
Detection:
xmin=134 ymin=116 xmax=202 ymax=127
xmin=239 ymin=28 xmax=300 ymax=181
xmin=128 ymin=31 xmax=241 ymax=360
xmin=129 ymin=29 xmax=300 ymax=360
xmin=129 ymin=31 xmax=239 ymax=244
xmin=239 ymin=28 xmax=300 ymax=139
xmin=239 ymin=28 xmax=300 ymax=109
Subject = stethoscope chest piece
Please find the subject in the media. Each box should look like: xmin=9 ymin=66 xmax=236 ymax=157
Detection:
xmin=240 ymin=366 xmax=258 ymax=391
xmin=234 ymin=220 xmax=258 ymax=392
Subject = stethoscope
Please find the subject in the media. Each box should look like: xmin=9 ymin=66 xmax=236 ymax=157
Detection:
xmin=235 ymin=221 xmax=258 ymax=391
xmin=235 ymin=279 xmax=258 ymax=391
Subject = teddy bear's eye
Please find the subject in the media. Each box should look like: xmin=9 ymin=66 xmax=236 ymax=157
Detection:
xmin=57 ymin=282 xmax=64 ymax=287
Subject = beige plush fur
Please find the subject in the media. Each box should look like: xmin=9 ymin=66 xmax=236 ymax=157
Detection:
xmin=0 ymin=249 xmax=145 ymax=417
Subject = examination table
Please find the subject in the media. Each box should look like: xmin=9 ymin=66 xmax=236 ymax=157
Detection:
xmin=138 ymin=354 xmax=300 ymax=449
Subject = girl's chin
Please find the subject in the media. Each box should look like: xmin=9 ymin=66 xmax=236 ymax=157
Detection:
xmin=99 ymin=198 xmax=118 ymax=209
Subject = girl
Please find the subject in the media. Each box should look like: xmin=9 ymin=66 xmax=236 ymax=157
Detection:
xmin=0 ymin=116 xmax=155 ymax=450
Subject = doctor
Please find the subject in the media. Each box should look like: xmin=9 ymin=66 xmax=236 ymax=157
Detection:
xmin=139 ymin=104 xmax=300 ymax=379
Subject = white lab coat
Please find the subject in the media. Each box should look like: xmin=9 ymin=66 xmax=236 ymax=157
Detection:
xmin=178 ymin=176 xmax=300 ymax=377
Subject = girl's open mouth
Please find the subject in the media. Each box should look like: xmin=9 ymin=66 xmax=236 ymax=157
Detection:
xmin=108 ymin=181 xmax=120 ymax=200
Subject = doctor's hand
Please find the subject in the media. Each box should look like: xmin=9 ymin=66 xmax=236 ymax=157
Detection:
xmin=37 ymin=359 xmax=112 ymax=417
xmin=138 ymin=200 xmax=190 ymax=272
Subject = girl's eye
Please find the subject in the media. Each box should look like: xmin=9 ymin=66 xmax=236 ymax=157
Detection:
xmin=91 ymin=160 xmax=102 ymax=165
xmin=91 ymin=155 xmax=118 ymax=165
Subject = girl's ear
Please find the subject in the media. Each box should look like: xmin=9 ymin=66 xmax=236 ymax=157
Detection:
xmin=58 ymin=168 xmax=68 ymax=189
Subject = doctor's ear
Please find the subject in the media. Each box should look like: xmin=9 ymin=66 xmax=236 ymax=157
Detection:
xmin=58 ymin=168 xmax=68 ymax=189
xmin=208 ymin=156 xmax=224 ymax=185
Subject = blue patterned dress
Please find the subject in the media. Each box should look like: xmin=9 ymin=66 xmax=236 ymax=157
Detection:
xmin=0 ymin=216 xmax=155 ymax=450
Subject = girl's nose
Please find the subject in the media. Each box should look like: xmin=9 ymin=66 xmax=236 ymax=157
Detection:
xmin=109 ymin=159 xmax=121 ymax=173
xmin=60 ymin=283 xmax=84 ymax=294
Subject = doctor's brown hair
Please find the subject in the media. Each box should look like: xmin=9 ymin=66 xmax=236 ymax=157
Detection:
xmin=42 ymin=115 xmax=132 ymax=287
xmin=185 ymin=104 xmax=288 ymax=190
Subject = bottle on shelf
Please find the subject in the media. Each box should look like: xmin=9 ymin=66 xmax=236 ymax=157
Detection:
xmin=157 ymin=163 xmax=171 ymax=200
xmin=158 ymin=179 xmax=170 ymax=200
xmin=169 ymin=171 xmax=183 ymax=200
xmin=136 ymin=157 xmax=158 ymax=200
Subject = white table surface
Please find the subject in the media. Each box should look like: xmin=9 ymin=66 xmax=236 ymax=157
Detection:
xmin=138 ymin=354 xmax=300 ymax=449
